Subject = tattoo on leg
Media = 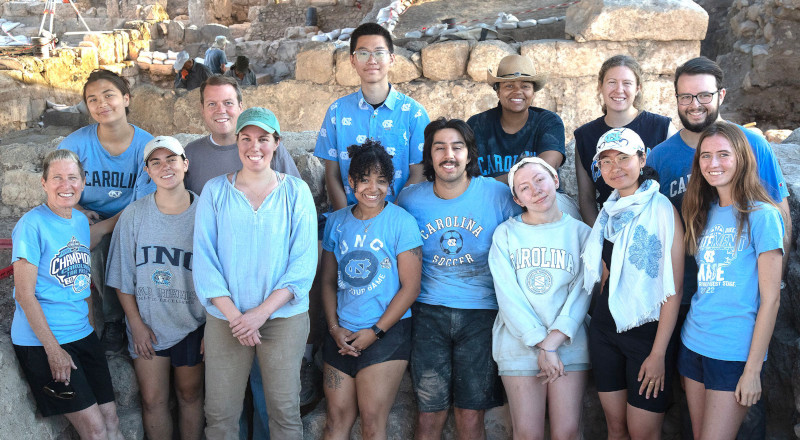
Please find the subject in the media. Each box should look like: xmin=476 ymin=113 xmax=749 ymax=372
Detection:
xmin=324 ymin=367 xmax=343 ymax=390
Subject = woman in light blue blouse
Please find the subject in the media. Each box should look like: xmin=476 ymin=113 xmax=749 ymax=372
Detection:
xmin=192 ymin=107 xmax=317 ymax=439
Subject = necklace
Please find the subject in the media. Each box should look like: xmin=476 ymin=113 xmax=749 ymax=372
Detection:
xmin=354 ymin=203 xmax=385 ymax=233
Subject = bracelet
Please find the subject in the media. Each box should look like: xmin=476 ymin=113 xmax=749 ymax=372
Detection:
xmin=329 ymin=324 xmax=340 ymax=331
xmin=542 ymin=348 xmax=557 ymax=353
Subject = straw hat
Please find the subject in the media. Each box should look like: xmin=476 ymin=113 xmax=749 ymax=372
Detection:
xmin=487 ymin=55 xmax=546 ymax=92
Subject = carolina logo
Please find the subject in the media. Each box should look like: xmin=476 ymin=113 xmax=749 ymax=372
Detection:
xmin=526 ymin=269 xmax=552 ymax=295
xmin=356 ymin=135 xmax=367 ymax=143
xmin=381 ymin=257 xmax=391 ymax=269
xmin=402 ymin=103 xmax=411 ymax=111
xmin=342 ymin=117 xmax=352 ymax=126
xmin=108 ymin=190 xmax=123 ymax=198
xmin=382 ymin=120 xmax=393 ymax=129
xmin=340 ymin=250 xmax=380 ymax=288
xmin=345 ymin=259 xmax=371 ymax=279
xmin=320 ymin=128 xmax=327 ymax=138
xmin=386 ymin=147 xmax=396 ymax=156
xmin=440 ymin=230 xmax=463 ymax=255
xmin=152 ymin=268 xmax=173 ymax=286
xmin=49 ymin=236 xmax=91 ymax=291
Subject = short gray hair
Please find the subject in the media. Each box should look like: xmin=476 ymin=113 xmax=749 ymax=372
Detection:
xmin=42 ymin=150 xmax=84 ymax=180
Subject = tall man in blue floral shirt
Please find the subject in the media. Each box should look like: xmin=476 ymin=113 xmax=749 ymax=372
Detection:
xmin=314 ymin=22 xmax=430 ymax=211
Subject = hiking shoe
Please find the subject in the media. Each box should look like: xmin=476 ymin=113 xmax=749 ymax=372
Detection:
xmin=299 ymin=359 xmax=320 ymax=406
xmin=102 ymin=321 xmax=126 ymax=355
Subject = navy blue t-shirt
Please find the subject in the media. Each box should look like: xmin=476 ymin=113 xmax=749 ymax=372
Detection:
xmin=467 ymin=105 xmax=566 ymax=178
xmin=574 ymin=111 xmax=671 ymax=206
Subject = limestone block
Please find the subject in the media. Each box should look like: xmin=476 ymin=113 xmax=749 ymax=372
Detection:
xmin=521 ymin=39 xmax=700 ymax=77
xmin=3 ymin=1 xmax=31 ymax=16
xmin=149 ymin=62 xmax=174 ymax=75
xmin=565 ymin=0 xmax=709 ymax=42
xmin=127 ymin=84 xmax=177 ymax=135
xmin=291 ymin=151 xmax=326 ymax=207
xmin=229 ymin=23 xmax=249 ymax=39
xmin=466 ymin=40 xmax=516 ymax=82
xmin=85 ymin=33 xmax=118 ymax=65
xmin=2 ymin=167 xmax=46 ymax=208
xmin=143 ymin=4 xmax=170 ymax=21
xmin=114 ymin=30 xmax=130 ymax=62
xmin=765 ymin=129 xmax=792 ymax=143
xmin=389 ymin=47 xmax=422 ymax=84
xmin=157 ymin=22 xmax=169 ymax=38
xmin=184 ymin=25 xmax=201 ymax=43
xmin=200 ymin=23 xmax=231 ymax=42
xmin=784 ymin=128 xmax=800 ymax=145
xmin=334 ymin=47 xmax=360 ymax=87
xmin=167 ymin=19 xmax=185 ymax=43
xmin=188 ymin=0 xmax=208 ymax=27
xmin=421 ymin=40 xmax=470 ymax=81
xmin=0 ymin=333 xmax=72 ymax=439
xmin=296 ymin=42 xmax=336 ymax=84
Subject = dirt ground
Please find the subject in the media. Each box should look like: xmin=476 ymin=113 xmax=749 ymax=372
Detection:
xmin=393 ymin=0 xmax=573 ymax=35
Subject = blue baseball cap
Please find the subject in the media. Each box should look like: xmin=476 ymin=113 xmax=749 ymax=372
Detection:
xmin=235 ymin=107 xmax=281 ymax=136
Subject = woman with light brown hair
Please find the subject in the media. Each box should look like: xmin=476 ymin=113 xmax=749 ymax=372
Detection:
xmin=679 ymin=121 xmax=784 ymax=440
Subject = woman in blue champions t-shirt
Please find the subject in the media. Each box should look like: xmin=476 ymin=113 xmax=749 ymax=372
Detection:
xmin=11 ymin=150 xmax=122 ymax=438
xmin=680 ymin=122 xmax=784 ymax=440
xmin=320 ymin=140 xmax=422 ymax=439
xmin=574 ymin=55 xmax=676 ymax=226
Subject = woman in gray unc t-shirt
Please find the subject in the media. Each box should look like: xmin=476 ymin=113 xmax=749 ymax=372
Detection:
xmin=106 ymin=136 xmax=206 ymax=440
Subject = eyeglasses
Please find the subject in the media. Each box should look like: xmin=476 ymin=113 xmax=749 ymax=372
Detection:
xmin=597 ymin=154 xmax=633 ymax=170
xmin=352 ymin=50 xmax=391 ymax=63
xmin=676 ymin=90 xmax=719 ymax=106
xmin=43 ymin=381 xmax=76 ymax=400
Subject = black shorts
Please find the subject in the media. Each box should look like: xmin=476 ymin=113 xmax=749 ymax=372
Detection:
xmin=154 ymin=324 xmax=205 ymax=367
xmin=588 ymin=320 xmax=676 ymax=413
xmin=14 ymin=332 xmax=116 ymax=417
xmin=323 ymin=318 xmax=411 ymax=378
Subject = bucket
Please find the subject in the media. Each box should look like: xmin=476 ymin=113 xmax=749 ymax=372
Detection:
xmin=306 ymin=7 xmax=318 ymax=27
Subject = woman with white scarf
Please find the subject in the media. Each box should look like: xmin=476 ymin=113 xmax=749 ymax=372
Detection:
xmin=582 ymin=128 xmax=684 ymax=440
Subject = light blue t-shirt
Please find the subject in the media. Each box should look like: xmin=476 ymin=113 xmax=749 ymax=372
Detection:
xmin=203 ymin=47 xmax=227 ymax=75
xmin=322 ymin=203 xmax=422 ymax=331
xmin=58 ymin=124 xmax=156 ymax=219
xmin=193 ymin=173 xmax=318 ymax=320
xmin=396 ymin=177 xmax=522 ymax=310
xmin=313 ymin=86 xmax=430 ymax=205
xmin=646 ymin=125 xmax=789 ymax=303
xmin=11 ymin=205 xmax=93 ymax=346
xmin=681 ymin=201 xmax=784 ymax=362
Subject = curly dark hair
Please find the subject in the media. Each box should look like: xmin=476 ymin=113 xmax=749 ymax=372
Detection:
xmin=422 ymin=117 xmax=481 ymax=182
xmin=347 ymin=139 xmax=395 ymax=192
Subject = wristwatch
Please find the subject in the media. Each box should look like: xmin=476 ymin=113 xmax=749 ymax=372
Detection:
xmin=371 ymin=325 xmax=385 ymax=339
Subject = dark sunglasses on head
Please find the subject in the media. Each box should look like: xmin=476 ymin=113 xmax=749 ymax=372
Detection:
xmin=43 ymin=381 xmax=76 ymax=400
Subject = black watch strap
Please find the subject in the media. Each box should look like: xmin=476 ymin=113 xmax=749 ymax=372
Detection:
xmin=371 ymin=324 xmax=385 ymax=339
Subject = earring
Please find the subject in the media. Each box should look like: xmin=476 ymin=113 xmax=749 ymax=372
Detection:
xmin=640 ymin=169 xmax=643 ymax=175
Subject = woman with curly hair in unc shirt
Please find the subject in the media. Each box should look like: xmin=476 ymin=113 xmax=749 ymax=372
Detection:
xmin=489 ymin=156 xmax=591 ymax=440
xmin=680 ymin=122 xmax=783 ymax=440
xmin=582 ymin=128 xmax=684 ymax=440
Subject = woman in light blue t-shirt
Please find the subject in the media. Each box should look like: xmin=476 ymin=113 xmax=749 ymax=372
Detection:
xmin=320 ymin=140 xmax=422 ymax=439
xmin=11 ymin=150 xmax=122 ymax=438
xmin=681 ymin=122 xmax=784 ymax=440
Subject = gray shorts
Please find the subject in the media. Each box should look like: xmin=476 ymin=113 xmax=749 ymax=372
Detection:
xmin=410 ymin=302 xmax=502 ymax=412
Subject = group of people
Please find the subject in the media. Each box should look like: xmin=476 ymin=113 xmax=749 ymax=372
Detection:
xmin=9 ymin=20 xmax=790 ymax=440
xmin=175 ymin=35 xmax=257 ymax=91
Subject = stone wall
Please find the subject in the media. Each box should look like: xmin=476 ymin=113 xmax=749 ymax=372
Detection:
xmin=713 ymin=0 xmax=800 ymax=130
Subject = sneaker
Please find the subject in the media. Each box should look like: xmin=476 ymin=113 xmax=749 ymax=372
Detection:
xmin=101 ymin=321 xmax=126 ymax=355
xmin=299 ymin=359 xmax=319 ymax=406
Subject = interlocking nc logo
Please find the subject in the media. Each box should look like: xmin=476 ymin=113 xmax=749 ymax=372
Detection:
xmin=345 ymin=258 xmax=372 ymax=279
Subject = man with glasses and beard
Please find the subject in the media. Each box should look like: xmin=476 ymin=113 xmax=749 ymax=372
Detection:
xmin=646 ymin=56 xmax=791 ymax=440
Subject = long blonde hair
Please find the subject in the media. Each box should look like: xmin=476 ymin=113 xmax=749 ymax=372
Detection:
xmin=682 ymin=121 xmax=777 ymax=255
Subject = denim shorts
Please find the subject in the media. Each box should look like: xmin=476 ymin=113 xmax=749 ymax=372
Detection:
xmin=153 ymin=324 xmax=205 ymax=367
xmin=323 ymin=318 xmax=411 ymax=378
xmin=678 ymin=343 xmax=752 ymax=392
xmin=410 ymin=302 xmax=502 ymax=412
xmin=14 ymin=332 xmax=116 ymax=417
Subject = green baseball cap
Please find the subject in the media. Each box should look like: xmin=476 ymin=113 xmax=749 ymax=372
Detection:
xmin=235 ymin=107 xmax=281 ymax=136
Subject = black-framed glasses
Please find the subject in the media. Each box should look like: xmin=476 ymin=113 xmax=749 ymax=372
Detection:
xmin=43 ymin=381 xmax=76 ymax=400
xmin=676 ymin=90 xmax=719 ymax=106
